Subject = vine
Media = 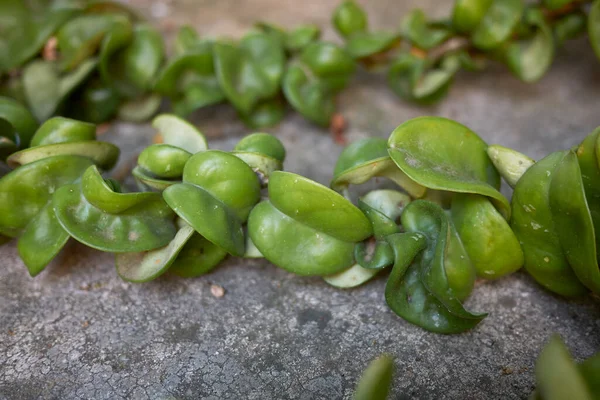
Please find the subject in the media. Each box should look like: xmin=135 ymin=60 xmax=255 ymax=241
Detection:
xmin=1 ymin=104 xmax=599 ymax=334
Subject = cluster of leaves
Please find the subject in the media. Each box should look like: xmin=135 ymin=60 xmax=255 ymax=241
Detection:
xmin=1 ymin=0 xmax=600 ymax=129
xmin=335 ymin=0 xmax=600 ymax=103
xmin=491 ymin=127 xmax=600 ymax=297
xmin=0 ymin=0 xmax=164 ymax=124
xmin=2 ymin=107 xmax=600 ymax=332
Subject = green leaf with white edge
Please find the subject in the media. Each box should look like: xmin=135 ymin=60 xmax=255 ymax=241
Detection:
xmin=7 ymin=141 xmax=119 ymax=170
xmin=451 ymin=193 xmax=523 ymax=279
xmin=0 ymin=155 xmax=94 ymax=237
xmin=548 ymin=151 xmax=600 ymax=294
xmin=269 ymin=171 xmax=372 ymax=243
xmin=452 ymin=0 xmax=492 ymax=33
xmin=248 ymin=200 xmax=355 ymax=276
xmin=353 ymin=355 xmax=394 ymax=400
xmin=504 ymin=8 xmax=554 ymax=83
xmin=535 ymin=336 xmax=593 ymax=400
xmin=387 ymin=116 xmax=509 ymax=218
xmin=472 ymin=0 xmax=524 ymax=50
xmin=511 ymin=151 xmax=588 ymax=297
xmin=332 ymin=0 xmax=368 ymax=38
xmin=331 ymin=138 xmax=425 ymax=198
xmin=589 ymin=0 xmax=600 ymax=61
xmin=116 ymin=222 xmax=194 ymax=282
xmin=17 ymin=202 xmax=70 ymax=277
xmin=152 ymin=114 xmax=208 ymax=154
xmin=486 ymin=144 xmax=534 ymax=188
xmin=323 ymin=263 xmax=380 ymax=288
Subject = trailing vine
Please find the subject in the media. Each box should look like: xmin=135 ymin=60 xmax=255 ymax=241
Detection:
xmin=1 ymin=104 xmax=599 ymax=334
xmin=1 ymin=0 xmax=600 ymax=128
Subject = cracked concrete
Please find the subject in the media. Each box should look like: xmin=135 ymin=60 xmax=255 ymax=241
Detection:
xmin=1 ymin=0 xmax=600 ymax=399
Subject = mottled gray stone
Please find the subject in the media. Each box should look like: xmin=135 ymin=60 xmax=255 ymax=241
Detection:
xmin=1 ymin=1 xmax=600 ymax=399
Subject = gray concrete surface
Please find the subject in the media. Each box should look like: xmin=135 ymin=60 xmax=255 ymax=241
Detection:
xmin=2 ymin=1 xmax=600 ymax=399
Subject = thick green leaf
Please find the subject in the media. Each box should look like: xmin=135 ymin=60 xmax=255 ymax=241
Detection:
xmin=0 ymin=96 xmax=38 ymax=153
xmin=162 ymin=183 xmax=245 ymax=257
xmin=17 ymin=202 xmax=69 ymax=277
xmin=345 ymin=31 xmax=399 ymax=59
xmin=331 ymin=137 xmax=425 ymax=197
xmin=53 ymin=166 xmax=176 ymax=252
xmin=155 ymin=47 xmax=225 ymax=115
xmin=504 ymin=9 xmax=554 ymax=83
xmin=101 ymin=23 xmax=164 ymax=97
xmin=213 ymin=33 xmax=285 ymax=114
xmin=535 ymin=336 xmax=593 ymax=400
xmin=137 ymin=144 xmax=191 ymax=179
xmin=323 ymin=263 xmax=380 ymax=288
xmin=452 ymin=0 xmax=492 ymax=33
xmin=401 ymin=9 xmax=452 ymax=50
xmin=7 ymin=141 xmax=119 ymax=169
xmin=548 ymin=151 xmax=600 ymax=294
xmin=486 ymin=144 xmax=535 ymax=188
xmin=115 ymin=222 xmax=195 ymax=282
xmin=248 ymin=200 xmax=355 ymax=276
xmin=332 ymin=0 xmax=368 ymax=38
xmin=451 ymin=194 xmax=523 ymax=279
xmin=511 ymin=151 xmax=588 ymax=296
xmin=182 ymin=150 xmax=261 ymax=221
xmin=0 ymin=155 xmax=93 ymax=237
xmin=282 ymin=64 xmax=334 ymax=126
xmin=168 ymin=232 xmax=228 ymax=277
xmin=151 ymin=114 xmax=208 ymax=154
xmin=353 ymin=355 xmax=394 ymax=400
xmin=471 ymin=0 xmax=524 ymax=50
xmin=57 ymin=13 xmax=127 ymax=70
xmin=387 ymin=116 xmax=509 ymax=217
xmin=269 ymin=171 xmax=372 ymax=242
xmin=22 ymin=58 xmax=97 ymax=121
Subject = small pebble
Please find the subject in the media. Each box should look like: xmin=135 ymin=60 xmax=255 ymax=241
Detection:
xmin=210 ymin=284 xmax=225 ymax=298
